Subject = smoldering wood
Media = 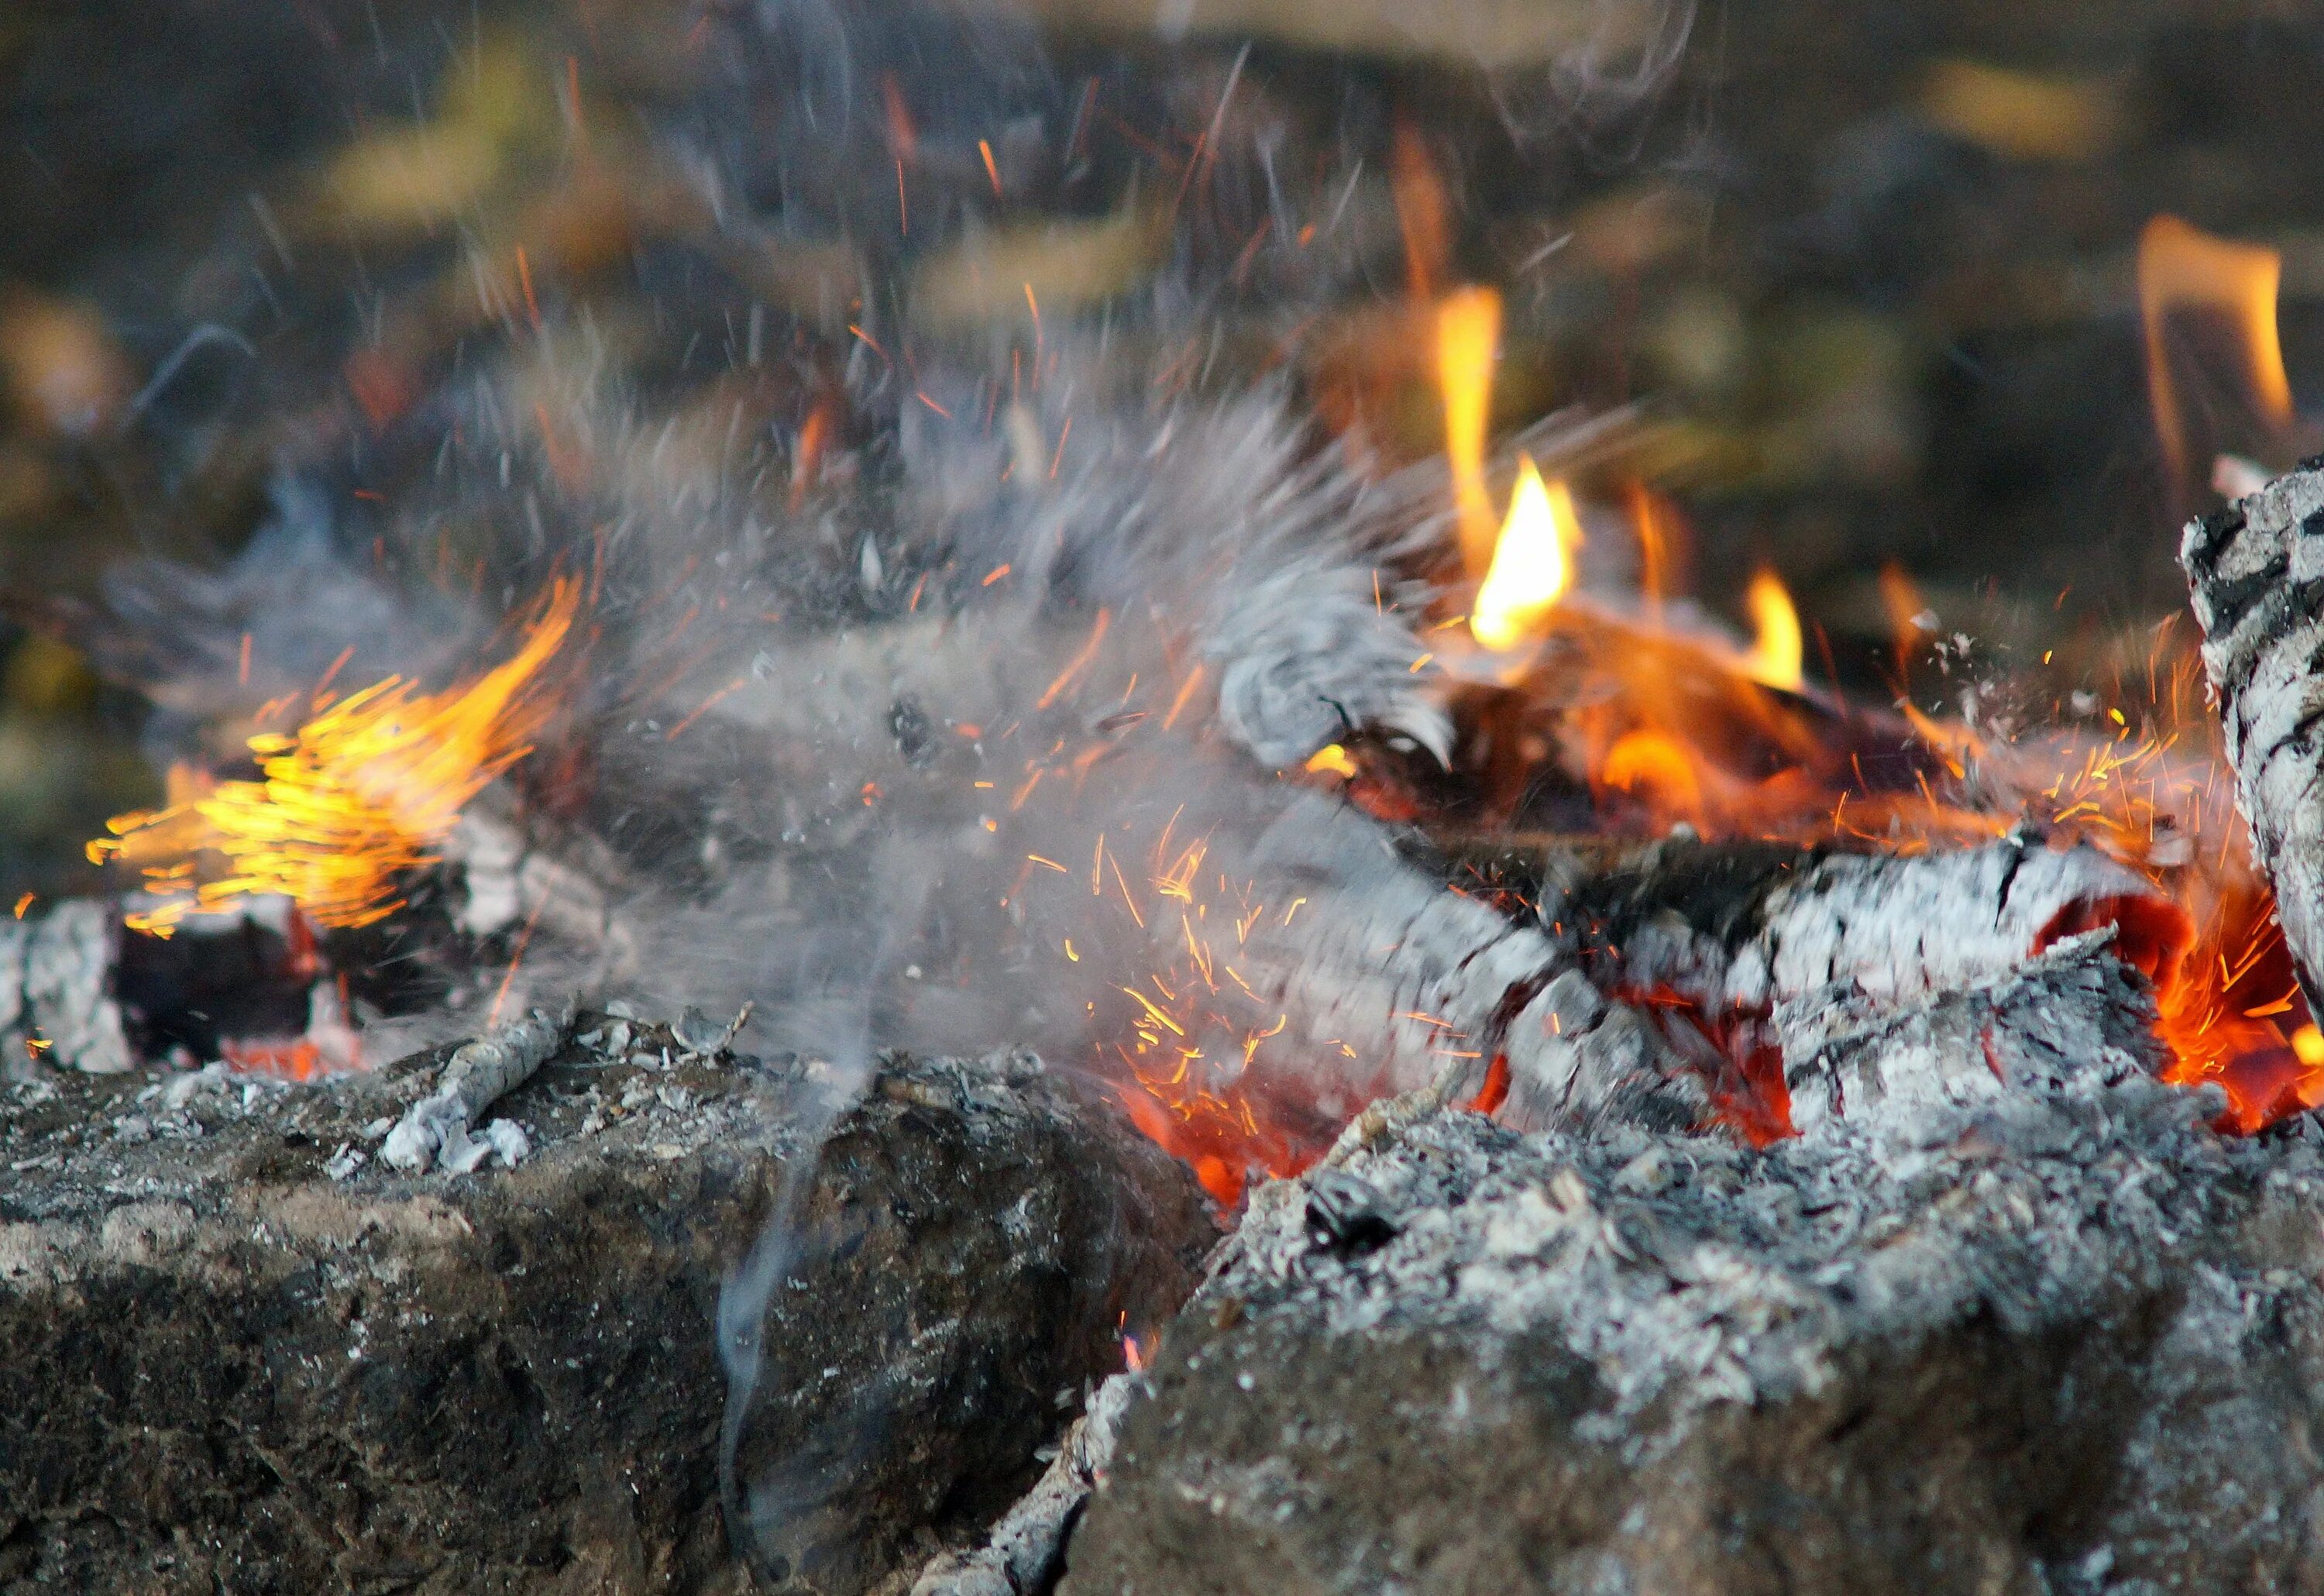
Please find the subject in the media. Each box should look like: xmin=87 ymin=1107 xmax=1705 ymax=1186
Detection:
xmin=1054 ymin=1036 xmax=2324 ymax=1596
xmin=1384 ymin=827 xmax=2179 ymax=1136
xmin=1185 ymin=813 xmax=2179 ymax=1147
xmin=2181 ymin=464 xmax=2324 ymax=1007
xmin=443 ymin=808 xmax=641 ymax=982
xmin=1228 ymin=799 xmax=1712 ymax=1136
xmin=0 ymin=1046 xmax=1212 ymax=1594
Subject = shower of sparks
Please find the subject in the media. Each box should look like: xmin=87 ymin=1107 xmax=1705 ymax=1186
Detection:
xmin=91 ymin=579 xmax=579 ymax=935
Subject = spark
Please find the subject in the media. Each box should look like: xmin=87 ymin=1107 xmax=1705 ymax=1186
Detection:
xmin=1037 ymin=609 xmax=1111 ymax=710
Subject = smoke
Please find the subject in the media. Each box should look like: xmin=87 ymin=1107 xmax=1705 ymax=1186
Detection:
xmin=65 ymin=0 xmax=1710 ymax=1576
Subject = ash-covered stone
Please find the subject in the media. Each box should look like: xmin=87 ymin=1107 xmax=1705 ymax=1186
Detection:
xmin=0 ymin=1041 xmax=1211 ymax=1594
xmin=1063 ymin=1048 xmax=2324 ymax=1594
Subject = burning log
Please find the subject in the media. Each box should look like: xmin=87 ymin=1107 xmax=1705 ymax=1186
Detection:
xmin=2181 ymin=464 xmax=2324 ymax=1010
xmin=1054 ymin=1031 xmax=2324 ymax=1596
xmin=0 ymin=1044 xmax=1211 ymax=1594
xmin=1518 ymin=829 xmax=2187 ymax=1009
xmin=1408 ymin=828 xmax=2184 ymax=1137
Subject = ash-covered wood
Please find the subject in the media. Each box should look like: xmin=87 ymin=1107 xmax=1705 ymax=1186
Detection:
xmin=2181 ymin=465 xmax=2324 ymax=1007
xmin=1402 ymin=827 xmax=2184 ymax=1136
xmin=1235 ymin=800 xmax=1710 ymax=1135
xmin=1057 ymin=1039 xmax=2324 ymax=1596
xmin=1494 ymin=829 xmax=2183 ymax=1007
xmin=380 ymin=1003 xmax=572 ymax=1175
xmin=0 ymin=1043 xmax=1211 ymax=1594
xmin=0 ymin=899 xmax=130 ymax=1075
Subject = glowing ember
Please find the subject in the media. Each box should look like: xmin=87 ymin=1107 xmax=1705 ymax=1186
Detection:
xmin=2137 ymin=214 xmax=2293 ymax=480
xmin=1471 ymin=456 xmax=1576 ymax=651
xmin=1740 ymin=569 xmax=1803 ymax=692
xmin=1437 ymin=285 xmax=1504 ymax=576
xmin=91 ymin=580 xmax=579 ymax=934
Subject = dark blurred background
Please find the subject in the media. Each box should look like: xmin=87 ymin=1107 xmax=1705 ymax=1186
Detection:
xmin=1 ymin=0 xmax=2319 ymax=893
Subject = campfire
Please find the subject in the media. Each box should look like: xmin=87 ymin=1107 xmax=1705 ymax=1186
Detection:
xmin=9 ymin=4 xmax=2324 ymax=1593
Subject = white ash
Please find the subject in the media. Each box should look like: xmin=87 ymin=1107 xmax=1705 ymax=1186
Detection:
xmin=1203 ymin=1063 xmax=2254 ymax=1437
xmin=380 ymin=1005 xmax=572 ymax=1175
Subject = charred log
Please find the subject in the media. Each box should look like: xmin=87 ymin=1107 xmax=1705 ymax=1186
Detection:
xmin=2181 ymin=465 xmax=2324 ymax=1008
xmin=0 ymin=1046 xmax=1211 ymax=1594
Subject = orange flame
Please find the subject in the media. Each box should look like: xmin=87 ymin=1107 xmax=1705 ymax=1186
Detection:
xmin=2137 ymin=214 xmax=2292 ymax=481
xmin=1741 ymin=569 xmax=1803 ymax=692
xmin=93 ymin=580 xmax=579 ymax=934
xmin=1471 ymin=456 xmax=1576 ymax=650
xmin=1438 ymin=285 xmax=1504 ymax=575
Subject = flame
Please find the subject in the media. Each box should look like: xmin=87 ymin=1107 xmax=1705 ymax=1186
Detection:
xmin=1392 ymin=121 xmax=1450 ymax=304
xmin=1878 ymin=560 xmax=1930 ymax=666
xmin=2137 ymin=214 xmax=2292 ymax=480
xmin=93 ymin=580 xmax=579 ymax=934
xmin=1741 ymin=569 xmax=1803 ymax=692
xmin=1470 ymin=456 xmax=1576 ymax=650
xmin=1438 ymin=286 xmax=1504 ymax=575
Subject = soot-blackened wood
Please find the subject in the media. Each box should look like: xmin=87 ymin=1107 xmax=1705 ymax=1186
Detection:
xmin=2181 ymin=466 xmax=2324 ymax=1009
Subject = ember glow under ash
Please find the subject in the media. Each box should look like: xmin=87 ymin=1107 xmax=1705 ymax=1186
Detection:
xmin=91 ymin=579 xmax=578 ymax=936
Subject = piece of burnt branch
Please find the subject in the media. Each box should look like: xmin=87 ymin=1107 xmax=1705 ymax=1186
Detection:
xmin=380 ymin=1003 xmax=573 ymax=1175
xmin=2181 ymin=465 xmax=2324 ymax=1007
